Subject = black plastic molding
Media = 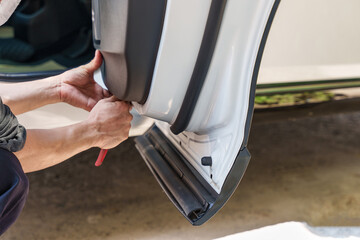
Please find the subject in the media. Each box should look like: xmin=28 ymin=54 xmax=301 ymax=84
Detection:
xmin=170 ymin=0 xmax=227 ymax=134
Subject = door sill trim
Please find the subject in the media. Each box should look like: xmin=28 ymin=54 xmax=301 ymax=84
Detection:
xmin=135 ymin=125 xmax=250 ymax=225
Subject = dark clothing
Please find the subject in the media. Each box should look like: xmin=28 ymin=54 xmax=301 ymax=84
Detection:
xmin=0 ymin=98 xmax=28 ymax=235
xmin=0 ymin=98 xmax=26 ymax=152
xmin=0 ymin=149 xmax=29 ymax=235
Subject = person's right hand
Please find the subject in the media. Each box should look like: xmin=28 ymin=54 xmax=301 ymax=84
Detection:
xmin=86 ymin=96 xmax=133 ymax=149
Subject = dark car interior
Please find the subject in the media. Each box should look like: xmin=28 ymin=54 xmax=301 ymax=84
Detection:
xmin=0 ymin=0 xmax=93 ymax=73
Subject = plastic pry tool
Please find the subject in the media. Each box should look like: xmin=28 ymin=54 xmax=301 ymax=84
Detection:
xmin=95 ymin=149 xmax=108 ymax=167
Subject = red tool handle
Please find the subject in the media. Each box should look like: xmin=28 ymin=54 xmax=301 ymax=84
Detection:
xmin=95 ymin=149 xmax=108 ymax=167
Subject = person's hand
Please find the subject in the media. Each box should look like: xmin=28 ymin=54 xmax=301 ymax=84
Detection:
xmin=85 ymin=96 xmax=133 ymax=149
xmin=58 ymin=50 xmax=110 ymax=111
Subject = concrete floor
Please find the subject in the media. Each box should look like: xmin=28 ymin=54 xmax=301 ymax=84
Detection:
xmin=2 ymin=99 xmax=360 ymax=240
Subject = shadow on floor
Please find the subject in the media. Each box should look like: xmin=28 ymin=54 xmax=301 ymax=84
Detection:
xmin=3 ymin=101 xmax=360 ymax=240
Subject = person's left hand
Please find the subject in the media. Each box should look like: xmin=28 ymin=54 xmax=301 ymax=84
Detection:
xmin=58 ymin=50 xmax=110 ymax=111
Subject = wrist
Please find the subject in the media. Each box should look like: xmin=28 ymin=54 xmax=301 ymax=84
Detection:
xmin=45 ymin=76 xmax=62 ymax=104
xmin=76 ymin=120 xmax=101 ymax=149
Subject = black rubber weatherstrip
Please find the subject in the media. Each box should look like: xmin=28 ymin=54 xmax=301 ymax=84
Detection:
xmin=170 ymin=0 xmax=227 ymax=135
xmin=240 ymin=0 xmax=281 ymax=150
xmin=0 ymin=70 xmax=65 ymax=82
xmin=135 ymin=136 xmax=204 ymax=218
xmin=195 ymin=0 xmax=282 ymax=225
xmin=136 ymin=0 xmax=281 ymax=225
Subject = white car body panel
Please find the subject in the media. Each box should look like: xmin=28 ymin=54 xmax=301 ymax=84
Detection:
xmin=156 ymin=0 xmax=276 ymax=193
xmin=259 ymin=0 xmax=360 ymax=84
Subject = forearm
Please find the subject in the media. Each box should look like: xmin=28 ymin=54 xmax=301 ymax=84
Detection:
xmin=0 ymin=77 xmax=60 ymax=115
xmin=14 ymin=122 xmax=96 ymax=173
xmin=13 ymin=96 xmax=132 ymax=173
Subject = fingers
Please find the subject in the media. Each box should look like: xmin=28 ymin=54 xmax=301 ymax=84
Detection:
xmin=87 ymin=97 xmax=133 ymax=149
xmin=115 ymin=101 xmax=133 ymax=112
xmin=125 ymin=101 xmax=133 ymax=111
xmin=93 ymin=83 xmax=111 ymax=100
xmin=102 ymin=95 xmax=119 ymax=102
xmin=68 ymin=89 xmax=95 ymax=112
xmin=85 ymin=50 xmax=103 ymax=73
xmin=102 ymin=88 xmax=111 ymax=98
xmin=127 ymin=112 xmax=134 ymax=122
xmin=97 ymin=96 xmax=132 ymax=113
xmin=127 ymin=102 xmax=133 ymax=111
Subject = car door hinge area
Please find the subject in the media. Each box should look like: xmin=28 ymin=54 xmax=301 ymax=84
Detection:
xmin=135 ymin=126 xmax=217 ymax=224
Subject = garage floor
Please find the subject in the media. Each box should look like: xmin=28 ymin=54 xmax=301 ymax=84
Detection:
xmin=2 ymin=99 xmax=360 ymax=240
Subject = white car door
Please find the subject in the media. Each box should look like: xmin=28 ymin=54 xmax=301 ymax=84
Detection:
xmin=93 ymin=0 xmax=280 ymax=225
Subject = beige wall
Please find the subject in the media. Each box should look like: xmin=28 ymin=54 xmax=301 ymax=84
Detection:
xmin=259 ymin=0 xmax=360 ymax=83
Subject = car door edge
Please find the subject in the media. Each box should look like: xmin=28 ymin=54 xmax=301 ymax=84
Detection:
xmin=137 ymin=0 xmax=281 ymax=225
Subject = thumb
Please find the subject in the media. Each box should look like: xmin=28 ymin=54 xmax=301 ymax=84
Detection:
xmin=85 ymin=50 xmax=103 ymax=73
xmin=103 ymin=95 xmax=119 ymax=102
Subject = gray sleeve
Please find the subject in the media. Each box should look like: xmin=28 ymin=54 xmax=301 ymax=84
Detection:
xmin=0 ymin=98 xmax=26 ymax=152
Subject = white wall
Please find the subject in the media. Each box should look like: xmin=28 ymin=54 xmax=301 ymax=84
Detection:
xmin=258 ymin=0 xmax=360 ymax=84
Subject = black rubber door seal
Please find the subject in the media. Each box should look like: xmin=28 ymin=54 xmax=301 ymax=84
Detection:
xmin=136 ymin=0 xmax=281 ymax=225
xmin=170 ymin=0 xmax=227 ymax=135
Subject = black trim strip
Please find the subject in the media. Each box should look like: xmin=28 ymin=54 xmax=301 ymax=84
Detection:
xmin=99 ymin=0 xmax=167 ymax=103
xmin=0 ymin=70 xmax=65 ymax=82
xmin=194 ymin=0 xmax=281 ymax=225
xmin=136 ymin=0 xmax=281 ymax=226
xmin=241 ymin=0 xmax=281 ymax=150
xmin=135 ymin=136 xmax=205 ymax=219
xmin=126 ymin=0 xmax=167 ymax=104
xmin=256 ymin=81 xmax=360 ymax=96
xmin=257 ymin=78 xmax=360 ymax=89
xmin=170 ymin=0 xmax=227 ymax=135
xmin=135 ymin=126 xmax=217 ymax=223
